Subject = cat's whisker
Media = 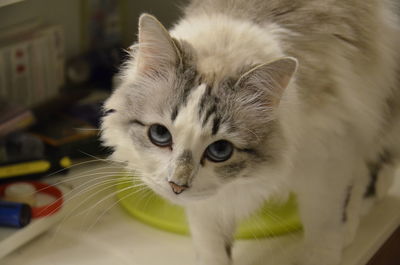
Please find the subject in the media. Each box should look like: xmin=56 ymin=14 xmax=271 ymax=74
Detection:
xmin=78 ymin=151 xmax=127 ymax=166
xmin=140 ymin=188 xmax=156 ymax=215
xmin=32 ymin=173 xmax=133 ymax=218
xmin=51 ymin=179 xmax=144 ymax=239
xmin=249 ymin=211 xmax=301 ymax=263
xmin=35 ymin=177 xmax=135 ymax=219
xmin=85 ymin=186 xmax=151 ymax=232
xmin=35 ymin=169 xmax=131 ymax=195
xmin=247 ymin=213 xmax=282 ymax=245
xmin=79 ymin=183 xmax=150 ymax=230
xmin=257 ymin=207 xmax=302 ymax=242
xmin=32 ymin=172 xmax=132 ymax=209
xmin=40 ymin=158 xmax=116 ymax=179
xmin=48 ymin=178 xmax=141 ymax=240
xmin=59 ymin=177 xmax=137 ymax=214
xmin=244 ymin=213 xmax=264 ymax=243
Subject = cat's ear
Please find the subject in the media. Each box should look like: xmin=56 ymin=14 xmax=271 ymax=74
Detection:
xmin=236 ymin=57 xmax=298 ymax=106
xmin=137 ymin=14 xmax=182 ymax=74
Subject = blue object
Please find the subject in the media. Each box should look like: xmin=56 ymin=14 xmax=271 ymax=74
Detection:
xmin=0 ymin=200 xmax=31 ymax=228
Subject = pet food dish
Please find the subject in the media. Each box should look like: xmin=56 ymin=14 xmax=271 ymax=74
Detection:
xmin=115 ymin=176 xmax=302 ymax=239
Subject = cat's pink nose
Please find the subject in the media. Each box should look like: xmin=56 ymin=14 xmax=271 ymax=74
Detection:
xmin=168 ymin=181 xmax=188 ymax=194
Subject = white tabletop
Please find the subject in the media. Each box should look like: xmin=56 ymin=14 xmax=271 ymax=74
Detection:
xmin=1 ymin=161 xmax=399 ymax=265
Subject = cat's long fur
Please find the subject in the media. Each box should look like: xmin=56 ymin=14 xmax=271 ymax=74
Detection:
xmin=101 ymin=1 xmax=400 ymax=264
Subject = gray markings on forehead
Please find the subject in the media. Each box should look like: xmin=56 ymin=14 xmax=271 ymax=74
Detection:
xmin=169 ymin=38 xmax=203 ymax=122
xmin=170 ymin=74 xmax=223 ymax=136
xmin=202 ymin=100 xmax=217 ymax=127
xmin=171 ymin=107 xmax=179 ymax=121
xmin=198 ymin=84 xmax=212 ymax=117
xmin=170 ymin=66 xmax=201 ymax=122
xmin=212 ymin=117 xmax=221 ymax=135
xmin=197 ymin=78 xmax=238 ymax=135
xmin=197 ymin=84 xmax=222 ymax=135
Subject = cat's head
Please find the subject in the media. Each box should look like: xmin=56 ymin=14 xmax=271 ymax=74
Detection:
xmin=101 ymin=14 xmax=297 ymax=204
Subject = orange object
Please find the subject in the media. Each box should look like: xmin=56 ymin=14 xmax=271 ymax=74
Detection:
xmin=0 ymin=181 xmax=63 ymax=218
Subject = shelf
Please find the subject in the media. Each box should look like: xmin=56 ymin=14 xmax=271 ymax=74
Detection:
xmin=1 ymin=162 xmax=400 ymax=265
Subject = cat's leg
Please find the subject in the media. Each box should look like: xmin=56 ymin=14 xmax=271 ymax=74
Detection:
xmin=344 ymin=150 xmax=398 ymax=246
xmin=292 ymin=138 xmax=365 ymax=265
xmin=349 ymin=152 xmax=398 ymax=246
xmin=375 ymin=158 xmax=396 ymax=200
xmin=342 ymin=166 xmax=369 ymax=247
xmin=186 ymin=202 xmax=235 ymax=265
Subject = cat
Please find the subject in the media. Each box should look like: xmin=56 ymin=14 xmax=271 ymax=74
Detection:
xmin=101 ymin=0 xmax=400 ymax=264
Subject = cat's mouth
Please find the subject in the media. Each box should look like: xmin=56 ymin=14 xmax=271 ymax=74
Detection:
xmin=143 ymin=177 xmax=217 ymax=204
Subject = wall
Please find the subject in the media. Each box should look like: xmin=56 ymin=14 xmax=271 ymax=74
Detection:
xmin=0 ymin=0 xmax=184 ymax=59
xmin=0 ymin=0 xmax=82 ymax=58
xmin=121 ymin=0 xmax=184 ymax=47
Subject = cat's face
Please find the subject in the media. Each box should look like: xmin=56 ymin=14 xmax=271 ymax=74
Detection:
xmin=101 ymin=14 xmax=297 ymax=204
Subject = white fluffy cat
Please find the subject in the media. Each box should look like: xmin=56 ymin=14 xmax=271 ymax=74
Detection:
xmin=101 ymin=0 xmax=400 ymax=264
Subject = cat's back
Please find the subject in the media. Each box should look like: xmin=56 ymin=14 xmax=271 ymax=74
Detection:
xmin=184 ymin=0 xmax=398 ymax=73
xmin=185 ymin=0 xmax=383 ymax=27
xmin=183 ymin=0 xmax=400 ymax=133
xmin=185 ymin=0 xmax=389 ymax=48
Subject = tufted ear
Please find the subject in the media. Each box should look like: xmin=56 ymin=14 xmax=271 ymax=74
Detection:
xmin=136 ymin=14 xmax=182 ymax=74
xmin=236 ymin=57 xmax=298 ymax=106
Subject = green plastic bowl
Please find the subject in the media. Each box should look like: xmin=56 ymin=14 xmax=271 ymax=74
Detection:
xmin=115 ymin=176 xmax=302 ymax=239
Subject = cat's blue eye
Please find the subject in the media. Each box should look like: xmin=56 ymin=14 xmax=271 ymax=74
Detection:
xmin=148 ymin=124 xmax=172 ymax=147
xmin=206 ymin=140 xmax=233 ymax=162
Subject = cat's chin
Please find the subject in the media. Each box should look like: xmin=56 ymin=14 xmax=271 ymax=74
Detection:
xmin=158 ymin=188 xmax=219 ymax=206
xmin=145 ymin=182 xmax=217 ymax=205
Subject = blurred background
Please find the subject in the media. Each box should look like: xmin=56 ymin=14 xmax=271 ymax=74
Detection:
xmin=0 ymin=0 xmax=184 ymax=181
